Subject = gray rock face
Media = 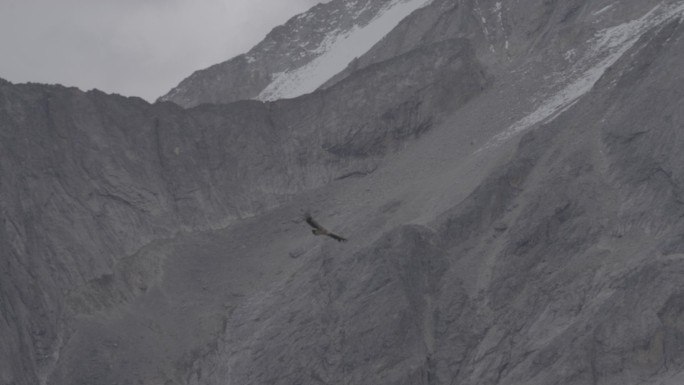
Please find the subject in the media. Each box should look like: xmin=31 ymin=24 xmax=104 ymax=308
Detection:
xmin=0 ymin=19 xmax=486 ymax=384
xmin=3 ymin=0 xmax=684 ymax=385
xmin=197 ymin=14 xmax=684 ymax=385
xmin=159 ymin=0 xmax=432 ymax=107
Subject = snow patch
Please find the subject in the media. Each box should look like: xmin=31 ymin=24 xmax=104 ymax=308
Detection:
xmin=494 ymin=2 xmax=503 ymax=24
xmin=257 ymin=0 xmax=433 ymax=101
xmin=563 ymin=49 xmax=577 ymax=61
xmin=593 ymin=4 xmax=614 ymax=17
xmin=484 ymin=2 xmax=684 ymax=148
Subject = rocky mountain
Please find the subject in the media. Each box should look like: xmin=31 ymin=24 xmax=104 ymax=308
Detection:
xmin=3 ymin=0 xmax=684 ymax=384
xmin=158 ymin=0 xmax=434 ymax=107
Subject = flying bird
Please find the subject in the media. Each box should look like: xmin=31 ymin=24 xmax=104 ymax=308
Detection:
xmin=305 ymin=214 xmax=347 ymax=242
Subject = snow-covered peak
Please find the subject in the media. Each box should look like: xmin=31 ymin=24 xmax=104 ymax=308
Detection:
xmin=257 ymin=0 xmax=433 ymax=101
xmin=159 ymin=0 xmax=433 ymax=107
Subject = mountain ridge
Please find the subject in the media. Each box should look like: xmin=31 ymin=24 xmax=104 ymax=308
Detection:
xmin=158 ymin=0 xmax=434 ymax=107
xmin=3 ymin=0 xmax=684 ymax=384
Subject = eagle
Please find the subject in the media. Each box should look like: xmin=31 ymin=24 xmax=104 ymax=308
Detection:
xmin=305 ymin=214 xmax=347 ymax=242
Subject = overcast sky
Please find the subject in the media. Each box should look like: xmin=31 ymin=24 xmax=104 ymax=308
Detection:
xmin=0 ymin=0 xmax=325 ymax=101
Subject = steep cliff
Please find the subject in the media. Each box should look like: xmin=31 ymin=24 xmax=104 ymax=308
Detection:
xmin=0 ymin=23 xmax=486 ymax=385
xmin=179 ymin=5 xmax=684 ymax=384
xmin=2 ymin=0 xmax=684 ymax=384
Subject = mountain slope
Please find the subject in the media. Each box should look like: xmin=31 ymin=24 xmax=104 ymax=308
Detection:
xmin=0 ymin=15 xmax=486 ymax=384
xmin=3 ymin=0 xmax=684 ymax=385
xmin=181 ymin=12 xmax=684 ymax=385
xmin=159 ymin=0 xmax=433 ymax=107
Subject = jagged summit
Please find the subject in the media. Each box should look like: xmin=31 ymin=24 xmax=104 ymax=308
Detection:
xmin=158 ymin=0 xmax=433 ymax=107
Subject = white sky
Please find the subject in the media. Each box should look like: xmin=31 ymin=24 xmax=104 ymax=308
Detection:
xmin=0 ymin=0 xmax=326 ymax=101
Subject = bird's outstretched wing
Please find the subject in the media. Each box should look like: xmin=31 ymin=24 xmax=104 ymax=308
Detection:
xmin=304 ymin=214 xmax=348 ymax=242
xmin=305 ymin=214 xmax=325 ymax=231
xmin=327 ymin=233 xmax=347 ymax=242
